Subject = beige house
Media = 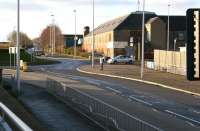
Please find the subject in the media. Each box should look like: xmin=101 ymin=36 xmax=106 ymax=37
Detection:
xmin=82 ymin=11 xmax=186 ymax=59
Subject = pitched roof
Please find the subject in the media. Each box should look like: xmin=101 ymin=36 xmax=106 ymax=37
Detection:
xmin=85 ymin=12 xmax=186 ymax=37
xmin=159 ymin=16 xmax=186 ymax=31
xmin=116 ymin=12 xmax=157 ymax=30
xmin=87 ymin=15 xmax=129 ymax=36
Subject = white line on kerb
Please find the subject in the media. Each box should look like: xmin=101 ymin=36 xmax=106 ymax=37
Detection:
xmin=165 ymin=110 xmax=200 ymax=125
xmin=129 ymin=96 xmax=153 ymax=106
xmin=77 ymin=68 xmax=200 ymax=97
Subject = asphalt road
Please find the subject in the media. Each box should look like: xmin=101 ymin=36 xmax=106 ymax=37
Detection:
xmin=32 ymin=57 xmax=200 ymax=131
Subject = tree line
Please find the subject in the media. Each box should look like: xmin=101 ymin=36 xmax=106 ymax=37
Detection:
xmin=7 ymin=24 xmax=64 ymax=54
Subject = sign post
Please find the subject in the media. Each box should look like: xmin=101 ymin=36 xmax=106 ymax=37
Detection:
xmin=9 ymin=47 xmax=17 ymax=68
xmin=9 ymin=47 xmax=12 ymax=68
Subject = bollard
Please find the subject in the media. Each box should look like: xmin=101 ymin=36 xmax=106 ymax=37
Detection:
xmin=89 ymin=56 xmax=91 ymax=61
xmin=20 ymin=60 xmax=23 ymax=70
xmin=22 ymin=62 xmax=28 ymax=72
xmin=100 ymin=57 xmax=103 ymax=71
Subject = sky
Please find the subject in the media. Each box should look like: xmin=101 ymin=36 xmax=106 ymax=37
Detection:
xmin=0 ymin=0 xmax=199 ymax=41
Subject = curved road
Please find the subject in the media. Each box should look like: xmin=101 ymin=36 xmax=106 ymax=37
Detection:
xmin=33 ymin=57 xmax=200 ymax=131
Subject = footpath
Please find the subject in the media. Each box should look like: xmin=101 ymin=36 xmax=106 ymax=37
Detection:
xmin=78 ymin=64 xmax=200 ymax=96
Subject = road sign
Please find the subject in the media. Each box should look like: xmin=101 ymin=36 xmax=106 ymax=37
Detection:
xmin=9 ymin=47 xmax=17 ymax=54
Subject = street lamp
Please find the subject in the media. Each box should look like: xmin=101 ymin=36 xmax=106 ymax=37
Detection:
xmin=92 ymin=0 xmax=95 ymax=68
xmin=141 ymin=0 xmax=145 ymax=79
xmin=74 ymin=10 xmax=77 ymax=59
xmin=50 ymin=14 xmax=55 ymax=56
xmin=167 ymin=4 xmax=171 ymax=51
xmin=16 ymin=0 xmax=21 ymax=95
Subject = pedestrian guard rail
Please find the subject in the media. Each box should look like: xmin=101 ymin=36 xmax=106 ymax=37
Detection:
xmin=46 ymin=78 xmax=163 ymax=131
xmin=0 ymin=102 xmax=33 ymax=131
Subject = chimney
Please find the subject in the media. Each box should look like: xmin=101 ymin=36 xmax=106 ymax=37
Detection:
xmin=84 ymin=26 xmax=90 ymax=36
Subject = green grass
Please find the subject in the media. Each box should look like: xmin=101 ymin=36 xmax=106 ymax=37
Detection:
xmin=0 ymin=49 xmax=59 ymax=66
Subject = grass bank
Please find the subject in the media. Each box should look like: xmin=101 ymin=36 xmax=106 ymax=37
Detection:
xmin=0 ymin=49 xmax=59 ymax=66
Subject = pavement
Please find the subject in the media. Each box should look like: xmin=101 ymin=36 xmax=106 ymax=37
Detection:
xmin=79 ymin=64 xmax=200 ymax=96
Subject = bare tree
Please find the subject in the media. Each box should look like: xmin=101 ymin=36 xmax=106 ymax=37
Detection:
xmin=7 ymin=31 xmax=33 ymax=49
xmin=40 ymin=25 xmax=64 ymax=55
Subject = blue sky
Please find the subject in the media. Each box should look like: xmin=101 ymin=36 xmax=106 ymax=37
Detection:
xmin=0 ymin=0 xmax=199 ymax=41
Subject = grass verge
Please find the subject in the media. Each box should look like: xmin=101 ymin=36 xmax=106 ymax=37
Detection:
xmin=0 ymin=49 xmax=59 ymax=66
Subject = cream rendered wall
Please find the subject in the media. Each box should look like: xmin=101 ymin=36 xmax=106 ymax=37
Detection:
xmin=82 ymin=31 xmax=114 ymax=57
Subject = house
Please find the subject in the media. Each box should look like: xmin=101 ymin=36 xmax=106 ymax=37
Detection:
xmin=62 ymin=34 xmax=83 ymax=48
xmin=82 ymin=11 xmax=186 ymax=60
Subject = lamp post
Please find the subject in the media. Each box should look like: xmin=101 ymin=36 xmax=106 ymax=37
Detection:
xmin=16 ymin=0 xmax=21 ymax=95
xmin=74 ymin=10 xmax=77 ymax=59
xmin=167 ymin=4 xmax=171 ymax=51
xmin=141 ymin=0 xmax=145 ymax=79
xmin=50 ymin=14 xmax=55 ymax=56
xmin=92 ymin=0 xmax=95 ymax=68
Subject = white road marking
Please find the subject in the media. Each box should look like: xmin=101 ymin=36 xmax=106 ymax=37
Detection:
xmin=191 ymin=110 xmax=200 ymax=114
xmin=165 ymin=110 xmax=200 ymax=125
xmin=186 ymin=121 xmax=196 ymax=127
xmin=77 ymin=68 xmax=200 ymax=97
xmin=85 ymin=80 xmax=101 ymax=86
xmin=152 ymin=108 xmax=159 ymax=113
xmin=104 ymin=86 xmax=122 ymax=94
xmin=129 ymin=96 xmax=153 ymax=106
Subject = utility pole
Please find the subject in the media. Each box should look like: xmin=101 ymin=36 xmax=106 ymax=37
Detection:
xmin=167 ymin=4 xmax=171 ymax=51
xmin=53 ymin=19 xmax=56 ymax=56
xmin=49 ymin=17 xmax=52 ymax=55
xmin=50 ymin=14 xmax=55 ymax=56
xmin=141 ymin=0 xmax=145 ymax=79
xmin=92 ymin=0 xmax=95 ymax=68
xmin=74 ymin=9 xmax=77 ymax=59
xmin=16 ymin=0 xmax=21 ymax=95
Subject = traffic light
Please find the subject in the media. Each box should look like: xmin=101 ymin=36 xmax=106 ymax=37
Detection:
xmin=186 ymin=9 xmax=200 ymax=80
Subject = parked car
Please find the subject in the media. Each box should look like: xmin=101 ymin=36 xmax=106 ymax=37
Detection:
xmin=107 ymin=55 xmax=134 ymax=64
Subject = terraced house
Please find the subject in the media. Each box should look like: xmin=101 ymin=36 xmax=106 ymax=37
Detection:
xmin=82 ymin=11 xmax=186 ymax=60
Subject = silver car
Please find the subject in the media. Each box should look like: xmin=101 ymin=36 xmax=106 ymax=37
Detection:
xmin=107 ymin=55 xmax=134 ymax=64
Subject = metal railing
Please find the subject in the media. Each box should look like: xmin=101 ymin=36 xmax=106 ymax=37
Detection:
xmin=0 ymin=102 xmax=33 ymax=131
xmin=46 ymin=78 xmax=163 ymax=131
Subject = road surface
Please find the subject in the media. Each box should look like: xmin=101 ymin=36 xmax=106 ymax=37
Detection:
xmin=31 ymin=57 xmax=200 ymax=131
